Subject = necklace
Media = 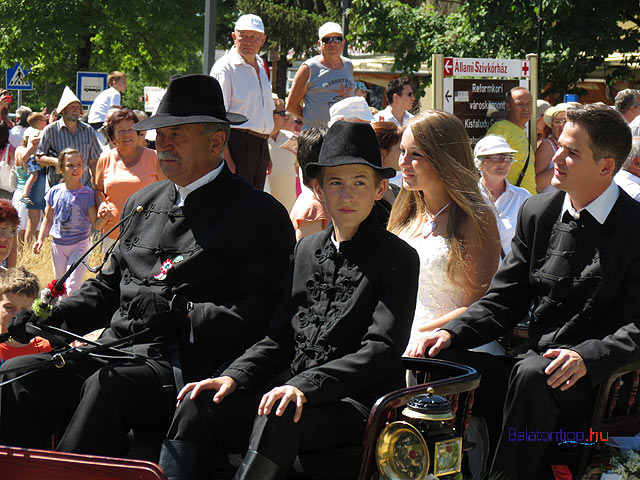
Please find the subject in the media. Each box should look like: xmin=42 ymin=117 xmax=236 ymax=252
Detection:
xmin=421 ymin=202 xmax=451 ymax=238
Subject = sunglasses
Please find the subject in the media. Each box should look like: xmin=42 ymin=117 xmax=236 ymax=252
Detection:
xmin=273 ymin=110 xmax=287 ymax=116
xmin=321 ymin=36 xmax=343 ymax=44
xmin=293 ymin=119 xmax=303 ymax=125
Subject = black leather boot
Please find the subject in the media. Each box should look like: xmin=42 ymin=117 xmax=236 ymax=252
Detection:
xmin=232 ymin=450 xmax=283 ymax=480
xmin=158 ymin=439 xmax=200 ymax=480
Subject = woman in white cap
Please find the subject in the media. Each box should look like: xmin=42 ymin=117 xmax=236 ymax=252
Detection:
xmin=475 ymin=135 xmax=531 ymax=257
xmin=286 ymin=21 xmax=354 ymax=128
xmin=534 ymin=102 xmax=568 ymax=193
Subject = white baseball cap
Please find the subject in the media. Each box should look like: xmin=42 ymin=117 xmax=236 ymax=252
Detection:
xmin=235 ymin=14 xmax=264 ymax=33
xmin=328 ymin=97 xmax=374 ymax=127
xmin=318 ymin=22 xmax=343 ymax=40
xmin=474 ymin=135 xmax=517 ymax=159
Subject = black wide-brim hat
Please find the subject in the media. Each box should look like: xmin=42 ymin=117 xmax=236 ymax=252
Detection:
xmin=133 ymin=74 xmax=247 ymax=131
xmin=305 ymin=120 xmax=397 ymax=179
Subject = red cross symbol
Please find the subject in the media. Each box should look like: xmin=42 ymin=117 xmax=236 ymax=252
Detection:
xmin=521 ymin=61 xmax=530 ymax=77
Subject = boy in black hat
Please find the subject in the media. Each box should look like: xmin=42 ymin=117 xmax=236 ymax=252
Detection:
xmin=160 ymin=121 xmax=420 ymax=480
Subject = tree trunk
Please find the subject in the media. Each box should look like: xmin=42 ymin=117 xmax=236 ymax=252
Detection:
xmin=275 ymin=55 xmax=289 ymax=101
xmin=77 ymin=33 xmax=93 ymax=71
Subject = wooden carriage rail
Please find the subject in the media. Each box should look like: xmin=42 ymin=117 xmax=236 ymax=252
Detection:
xmin=357 ymin=357 xmax=481 ymax=480
xmin=571 ymin=359 xmax=640 ymax=478
xmin=0 ymin=445 xmax=167 ymax=480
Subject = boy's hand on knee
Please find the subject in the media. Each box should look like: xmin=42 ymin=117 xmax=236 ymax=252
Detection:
xmin=543 ymin=349 xmax=587 ymax=391
xmin=258 ymin=385 xmax=307 ymax=423
xmin=176 ymin=376 xmax=237 ymax=406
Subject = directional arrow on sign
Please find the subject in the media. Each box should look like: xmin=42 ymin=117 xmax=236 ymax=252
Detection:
xmin=444 ymin=90 xmax=452 ymax=103
xmin=444 ymin=57 xmax=454 ymax=76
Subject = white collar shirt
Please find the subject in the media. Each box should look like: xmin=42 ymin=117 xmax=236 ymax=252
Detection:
xmin=614 ymin=170 xmax=640 ymax=202
xmin=376 ymin=105 xmax=414 ymax=127
xmin=561 ymin=180 xmax=620 ymax=224
xmin=175 ymin=161 xmax=225 ymax=207
xmin=210 ymin=47 xmax=274 ymax=134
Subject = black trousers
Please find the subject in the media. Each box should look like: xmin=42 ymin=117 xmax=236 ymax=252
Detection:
xmin=440 ymin=349 xmax=595 ymax=480
xmin=0 ymin=352 xmax=175 ymax=457
xmin=166 ymin=387 xmax=367 ymax=474
xmin=228 ymin=130 xmax=270 ymax=190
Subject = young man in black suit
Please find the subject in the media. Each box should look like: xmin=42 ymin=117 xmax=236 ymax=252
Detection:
xmin=410 ymin=103 xmax=638 ymax=479
xmin=1 ymin=74 xmax=295 ymax=458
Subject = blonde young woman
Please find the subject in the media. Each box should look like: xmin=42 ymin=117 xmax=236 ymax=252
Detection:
xmin=388 ymin=111 xmax=501 ymax=357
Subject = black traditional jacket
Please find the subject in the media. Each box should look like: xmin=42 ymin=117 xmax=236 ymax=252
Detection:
xmin=446 ymin=189 xmax=640 ymax=386
xmin=53 ymin=166 xmax=296 ymax=381
xmin=224 ymin=213 xmax=419 ymax=410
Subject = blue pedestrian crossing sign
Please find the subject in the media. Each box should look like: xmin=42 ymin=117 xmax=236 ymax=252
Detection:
xmin=6 ymin=63 xmax=33 ymax=90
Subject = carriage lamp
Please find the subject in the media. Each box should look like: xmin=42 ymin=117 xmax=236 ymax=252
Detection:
xmin=376 ymin=387 xmax=462 ymax=479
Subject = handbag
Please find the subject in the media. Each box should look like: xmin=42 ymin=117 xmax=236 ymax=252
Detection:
xmin=0 ymin=146 xmax=15 ymax=192
xmin=9 ymin=165 xmax=18 ymax=191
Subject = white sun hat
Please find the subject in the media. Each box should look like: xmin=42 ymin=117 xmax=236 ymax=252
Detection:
xmin=56 ymin=86 xmax=81 ymax=113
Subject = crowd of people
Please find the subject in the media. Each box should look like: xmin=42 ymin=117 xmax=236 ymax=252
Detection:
xmin=0 ymin=12 xmax=636 ymax=480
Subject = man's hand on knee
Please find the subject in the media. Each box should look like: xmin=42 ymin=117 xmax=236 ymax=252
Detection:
xmin=258 ymin=385 xmax=307 ymax=423
xmin=176 ymin=376 xmax=237 ymax=405
xmin=543 ymin=348 xmax=587 ymax=391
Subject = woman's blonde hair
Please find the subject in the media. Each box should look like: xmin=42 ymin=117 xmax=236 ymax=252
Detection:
xmin=388 ymin=110 xmax=491 ymax=286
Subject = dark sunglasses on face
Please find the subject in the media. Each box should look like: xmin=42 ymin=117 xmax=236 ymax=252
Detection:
xmin=273 ymin=110 xmax=287 ymax=116
xmin=322 ymin=36 xmax=343 ymax=44
xmin=293 ymin=119 xmax=303 ymax=125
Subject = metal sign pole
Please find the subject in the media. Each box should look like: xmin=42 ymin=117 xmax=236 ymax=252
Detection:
xmin=432 ymin=54 xmax=444 ymax=111
xmin=527 ymin=53 xmax=539 ymax=148
xmin=203 ymin=0 xmax=216 ymax=75
xmin=17 ymin=90 xmax=21 ymax=109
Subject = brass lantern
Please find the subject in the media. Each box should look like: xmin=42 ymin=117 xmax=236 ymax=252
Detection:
xmin=376 ymin=388 xmax=462 ymax=479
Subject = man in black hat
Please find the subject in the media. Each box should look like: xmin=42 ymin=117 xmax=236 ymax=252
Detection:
xmin=0 ymin=74 xmax=295 ymax=458
xmin=159 ymin=121 xmax=419 ymax=480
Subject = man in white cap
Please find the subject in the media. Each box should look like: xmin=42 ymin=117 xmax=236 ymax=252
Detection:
xmin=210 ymin=14 xmax=274 ymax=190
xmin=286 ymin=21 xmax=354 ymax=129
xmin=36 ymin=86 xmax=101 ymax=186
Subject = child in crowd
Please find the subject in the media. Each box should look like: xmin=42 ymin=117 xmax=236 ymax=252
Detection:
xmin=0 ymin=267 xmax=51 ymax=365
xmin=19 ymin=112 xmax=48 ymax=206
xmin=159 ymin=121 xmax=420 ymax=480
xmin=33 ymin=148 xmax=111 ymax=295
xmin=289 ymin=127 xmax=330 ymax=240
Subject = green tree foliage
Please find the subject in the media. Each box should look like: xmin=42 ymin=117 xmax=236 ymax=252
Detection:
xmin=0 ymin=0 xmax=209 ymax=109
xmin=349 ymin=0 xmax=640 ymax=97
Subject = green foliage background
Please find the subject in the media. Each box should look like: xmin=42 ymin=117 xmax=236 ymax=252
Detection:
xmin=349 ymin=0 xmax=640 ymax=97
xmin=1 ymin=0 xmax=638 ymax=110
